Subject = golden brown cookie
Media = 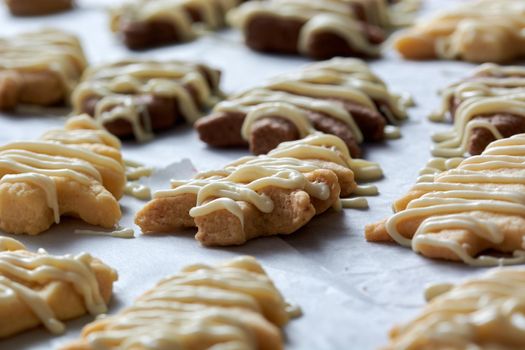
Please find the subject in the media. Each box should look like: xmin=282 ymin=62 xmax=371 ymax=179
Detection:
xmin=0 ymin=115 xmax=126 ymax=235
xmin=0 ymin=236 xmax=117 ymax=339
xmin=394 ymin=0 xmax=525 ymax=63
xmin=382 ymin=268 xmax=525 ymax=350
xmin=136 ymin=133 xmax=382 ymax=246
xmin=62 ymin=256 xmax=296 ymax=350
xmin=366 ymin=134 xmax=525 ymax=266
xmin=0 ymin=29 xmax=86 ymax=110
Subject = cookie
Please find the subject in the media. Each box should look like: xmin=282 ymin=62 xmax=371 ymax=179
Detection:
xmin=5 ymin=0 xmax=73 ymax=16
xmin=136 ymin=133 xmax=383 ymax=246
xmin=430 ymin=64 xmax=525 ymax=158
xmin=110 ymin=0 xmax=245 ymax=50
xmin=229 ymin=0 xmax=417 ymax=59
xmin=366 ymin=134 xmax=525 ymax=266
xmin=0 ymin=29 xmax=86 ymax=110
xmin=0 ymin=115 xmax=126 ymax=235
xmin=196 ymin=57 xmax=410 ymax=158
xmin=0 ymin=237 xmax=117 ymax=338
xmin=394 ymin=0 xmax=525 ymax=63
xmin=382 ymin=268 xmax=525 ymax=349
xmin=72 ymin=59 xmax=222 ymax=141
xmin=62 ymin=256 xmax=295 ymax=350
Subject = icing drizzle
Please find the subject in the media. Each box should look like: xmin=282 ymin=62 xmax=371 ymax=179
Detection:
xmin=0 ymin=237 xmax=113 ymax=334
xmin=216 ymin=57 xmax=409 ymax=148
xmin=154 ymin=133 xmax=380 ymax=226
xmin=385 ymin=134 xmax=525 ymax=266
xmin=73 ymin=256 xmax=297 ymax=350
xmin=386 ymin=268 xmax=525 ymax=349
xmin=0 ymin=115 xmax=125 ymax=230
xmin=72 ymin=60 xmax=221 ymax=141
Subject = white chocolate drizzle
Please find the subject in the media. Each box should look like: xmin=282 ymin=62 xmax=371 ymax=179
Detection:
xmin=0 ymin=237 xmax=112 ymax=334
xmin=74 ymin=256 xmax=296 ymax=349
xmin=384 ymin=134 xmax=525 ymax=266
xmin=125 ymin=159 xmax=154 ymax=181
xmin=125 ymin=182 xmax=152 ymax=201
xmin=74 ymin=227 xmax=135 ymax=239
xmin=340 ymin=197 xmax=369 ymax=209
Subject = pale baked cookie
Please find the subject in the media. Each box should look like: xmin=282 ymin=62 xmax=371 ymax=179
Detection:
xmin=136 ymin=133 xmax=382 ymax=246
xmin=72 ymin=59 xmax=222 ymax=142
xmin=0 ymin=236 xmax=117 ymax=339
xmin=196 ymin=57 xmax=411 ymax=158
xmin=4 ymin=0 xmax=73 ymax=16
xmin=382 ymin=268 xmax=525 ymax=350
xmin=428 ymin=64 xmax=525 ymax=158
xmin=229 ymin=0 xmax=417 ymax=59
xmin=62 ymin=256 xmax=297 ymax=350
xmin=366 ymin=134 xmax=525 ymax=266
xmin=0 ymin=115 xmax=126 ymax=235
xmin=110 ymin=0 xmax=246 ymax=50
xmin=394 ymin=0 xmax=525 ymax=63
xmin=0 ymin=29 xmax=86 ymax=110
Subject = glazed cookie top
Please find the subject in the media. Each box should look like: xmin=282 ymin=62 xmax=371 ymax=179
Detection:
xmin=0 ymin=29 xmax=86 ymax=94
xmin=72 ymin=59 xmax=222 ymax=141
xmin=0 ymin=237 xmax=117 ymax=334
xmin=155 ymin=133 xmax=379 ymax=225
xmin=0 ymin=115 xmax=125 ymax=225
xmin=216 ymin=58 xmax=410 ymax=146
xmin=64 ymin=256 xmax=296 ymax=350
xmin=384 ymin=268 xmax=525 ymax=350
xmin=385 ymin=134 xmax=525 ymax=266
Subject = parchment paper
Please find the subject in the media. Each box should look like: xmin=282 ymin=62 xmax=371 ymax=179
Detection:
xmin=0 ymin=1 xmax=493 ymax=349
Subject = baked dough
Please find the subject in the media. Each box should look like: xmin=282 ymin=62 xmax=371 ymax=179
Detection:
xmin=394 ymin=0 xmax=525 ymax=63
xmin=196 ymin=57 xmax=410 ymax=158
xmin=110 ymin=0 xmax=246 ymax=50
xmin=0 ymin=115 xmax=126 ymax=235
xmin=72 ymin=59 xmax=222 ymax=141
xmin=136 ymin=133 xmax=380 ymax=246
xmin=382 ymin=268 xmax=525 ymax=350
xmin=62 ymin=256 xmax=296 ymax=350
xmin=229 ymin=0 xmax=417 ymax=59
xmin=4 ymin=0 xmax=73 ymax=16
xmin=0 ymin=29 xmax=86 ymax=110
xmin=0 ymin=236 xmax=117 ymax=339
xmin=429 ymin=64 xmax=525 ymax=157
xmin=366 ymin=134 xmax=525 ymax=266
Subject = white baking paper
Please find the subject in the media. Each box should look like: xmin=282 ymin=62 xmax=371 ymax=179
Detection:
xmin=0 ymin=1 xmax=499 ymax=349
